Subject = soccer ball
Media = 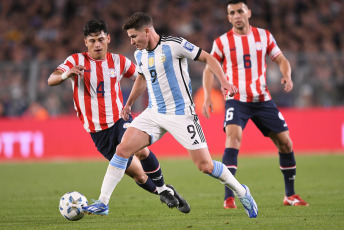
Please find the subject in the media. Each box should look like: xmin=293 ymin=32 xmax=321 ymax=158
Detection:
xmin=59 ymin=191 xmax=88 ymax=221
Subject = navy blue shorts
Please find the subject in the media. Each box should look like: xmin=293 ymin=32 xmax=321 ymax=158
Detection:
xmin=224 ymin=100 xmax=288 ymax=136
xmin=90 ymin=115 xmax=133 ymax=168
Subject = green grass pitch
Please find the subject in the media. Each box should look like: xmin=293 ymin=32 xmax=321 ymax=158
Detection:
xmin=1 ymin=154 xmax=344 ymax=230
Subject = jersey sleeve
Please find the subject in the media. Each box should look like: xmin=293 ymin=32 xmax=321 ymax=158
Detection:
xmin=119 ymin=54 xmax=139 ymax=80
xmin=175 ymin=38 xmax=202 ymax=61
xmin=210 ymin=38 xmax=224 ymax=63
xmin=266 ymin=31 xmax=282 ymax=61
xmin=57 ymin=54 xmax=77 ymax=72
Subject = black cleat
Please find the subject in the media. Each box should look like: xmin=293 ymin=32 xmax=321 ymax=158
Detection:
xmin=166 ymin=184 xmax=191 ymax=213
xmin=159 ymin=190 xmax=179 ymax=208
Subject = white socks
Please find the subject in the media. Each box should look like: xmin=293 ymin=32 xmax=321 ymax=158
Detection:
xmin=99 ymin=164 xmax=126 ymax=205
xmin=211 ymin=160 xmax=246 ymax=198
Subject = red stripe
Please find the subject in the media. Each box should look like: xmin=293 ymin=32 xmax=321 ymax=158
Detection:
xmin=65 ymin=61 xmax=74 ymax=69
xmin=123 ymin=62 xmax=136 ymax=79
xmin=83 ymin=56 xmax=95 ymax=132
xmin=252 ymin=27 xmax=264 ymax=102
xmin=266 ymin=30 xmax=276 ymax=55
xmin=227 ymin=31 xmax=239 ymax=100
xmin=119 ymin=54 xmax=126 ymax=75
xmin=241 ymin=36 xmax=253 ymax=102
xmin=71 ymin=54 xmax=84 ymax=124
xmin=214 ymin=37 xmax=227 ymax=74
xmin=107 ymin=53 xmax=120 ymax=123
xmin=96 ymin=61 xmax=108 ymax=130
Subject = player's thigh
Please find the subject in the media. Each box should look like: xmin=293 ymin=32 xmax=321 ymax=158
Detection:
xmin=163 ymin=114 xmax=208 ymax=150
xmin=252 ymin=100 xmax=288 ymax=137
xmin=117 ymin=126 xmax=151 ymax=158
xmin=129 ymin=108 xmax=166 ymax=145
xmin=125 ymin=156 xmax=147 ymax=183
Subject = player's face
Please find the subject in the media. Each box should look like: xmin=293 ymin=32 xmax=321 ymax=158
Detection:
xmin=127 ymin=28 xmax=149 ymax=50
xmin=227 ymin=3 xmax=251 ymax=33
xmin=84 ymin=31 xmax=110 ymax=60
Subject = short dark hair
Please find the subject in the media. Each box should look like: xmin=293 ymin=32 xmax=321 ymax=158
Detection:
xmin=227 ymin=0 xmax=248 ymax=7
xmin=83 ymin=19 xmax=108 ymax=37
xmin=122 ymin=12 xmax=153 ymax=30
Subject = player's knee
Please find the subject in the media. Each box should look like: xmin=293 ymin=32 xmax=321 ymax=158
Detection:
xmin=115 ymin=144 xmax=129 ymax=158
xmin=278 ymin=138 xmax=293 ymax=153
xmin=225 ymin=134 xmax=241 ymax=148
xmin=197 ymin=162 xmax=213 ymax=174
xmin=134 ymin=174 xmax=148 ymax=184
xmin=135 ymin=148 xmax=149 ymax=160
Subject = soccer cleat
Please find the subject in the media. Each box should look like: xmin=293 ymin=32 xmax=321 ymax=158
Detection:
xmin=238 ymin=184 xmax=258 ymax=218
xmin=283 ymin=194 xmax=309 ymax=206
xmin=166 ymin=184 xmax=191 ymax=213
xmin=82 ymin=200 xmax=109 ymax=216
xmin=159 ymin=189 xmax=179 ymax=209
xmin=223 ymin=197 xmax=237 ymax=209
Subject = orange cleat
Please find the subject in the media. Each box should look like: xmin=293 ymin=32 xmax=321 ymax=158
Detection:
xmin=223 ymin=197 xmax=237 ymax=209
xmin=283 ymin=194 xmax=309 ymax=206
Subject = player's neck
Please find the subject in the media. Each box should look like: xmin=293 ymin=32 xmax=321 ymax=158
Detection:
xmin=147 ymin=32 xmax=160 ymax=51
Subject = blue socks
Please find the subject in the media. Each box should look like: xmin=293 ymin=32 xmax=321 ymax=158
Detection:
xmin=222 ymin=148 xmax=239 ymax=199
xmin=279 ymin=151 xmax=296 ymax=197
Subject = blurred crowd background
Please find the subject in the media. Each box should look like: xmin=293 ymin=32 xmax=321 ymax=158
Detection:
xmin=0 ymin=0 xmax=343 ymax=119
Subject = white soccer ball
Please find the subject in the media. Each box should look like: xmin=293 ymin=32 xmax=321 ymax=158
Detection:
xmin=59 ymin=191 xmax=88 ymax=221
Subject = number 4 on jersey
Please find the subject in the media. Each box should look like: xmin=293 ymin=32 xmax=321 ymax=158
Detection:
xmin=97 ymin=81 xmax=105 ymax=97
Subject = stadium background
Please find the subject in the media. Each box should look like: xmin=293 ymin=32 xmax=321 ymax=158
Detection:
xmin=0 ymin=0 xmax=343 ymax=160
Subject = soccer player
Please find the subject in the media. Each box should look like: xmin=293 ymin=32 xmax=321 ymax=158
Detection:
xmin=83 ymin=12 xmax=258 ymax=218
xmin=48 ymin=19 xmax=190 ymax=215
xmin=202 ymin=0 xmax=309 ymax=209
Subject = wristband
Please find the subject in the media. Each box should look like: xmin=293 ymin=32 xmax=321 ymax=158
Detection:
xmin=61 ymin=72 xmax=68 ymax=80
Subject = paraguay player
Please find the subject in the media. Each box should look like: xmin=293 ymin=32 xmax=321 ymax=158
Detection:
xmin=202 ymin=0 xmax=308 ymax=209
xmin=48 ymin=19 xmax=190 ymax=215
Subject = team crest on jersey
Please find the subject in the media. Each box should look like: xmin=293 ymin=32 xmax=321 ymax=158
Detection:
xmin=148 ymin=57 xmax=155 ymax=67
xmin=109 ymin=68 xmax=117 ymax=78
xmin=123 ymin=122 xmax=130 ymax=129
xmin=183 ymin=41 xmax=194 ymax=52
xmin=160 ymin=51 xmax=166 ymax=63
xmin=255 ymin=42 xmax=262 ymax=51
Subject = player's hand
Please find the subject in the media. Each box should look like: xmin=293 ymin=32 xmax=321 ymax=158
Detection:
xmin=67 ymin=65 xmax=85 ymax=79
xmin=121 ymin=105 xmax=131 ymax=121
xmin=281 ymin=77 xmax=293 ymax=92
xmin=202 ymin=98 xmax=213 ymax=119
xmin=221 ymin=82 xmax=238 ymax=97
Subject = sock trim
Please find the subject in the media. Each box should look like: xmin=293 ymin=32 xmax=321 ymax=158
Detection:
xmin=211 ymin=160 xmax=223 ymax=178
xmin=110 ymin=154 xmax=128 ymax=169
xmin=144 ymin=164 xmax=161 ymax=174
xmin=280 ymin=165 xmax=296 ymax=170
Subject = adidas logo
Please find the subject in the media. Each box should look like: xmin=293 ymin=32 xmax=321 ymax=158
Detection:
xmin=192 ymin=140 xmax=199 ymax=145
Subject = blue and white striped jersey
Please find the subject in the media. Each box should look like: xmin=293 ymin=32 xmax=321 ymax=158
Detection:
xmin=134 ymin=36 xmax=202 ymax=115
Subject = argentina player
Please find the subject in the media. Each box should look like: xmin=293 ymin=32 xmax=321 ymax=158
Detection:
xmin=83 ymin=12 xmax=258 ymax=218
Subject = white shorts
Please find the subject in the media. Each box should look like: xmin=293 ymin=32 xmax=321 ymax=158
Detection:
xmin=130 ymin=108 xmax=208 ymax=150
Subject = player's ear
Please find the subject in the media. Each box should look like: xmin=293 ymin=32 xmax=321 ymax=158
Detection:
xmin=144 ymin=27 xmax=149 ymax=37
xmin=84 ymin=38 xmax=88 ymax=47
xmin=247 ymin=9 xmax=252 ymax=19
xmin=107 ymin=34 xmax=111 ymax=43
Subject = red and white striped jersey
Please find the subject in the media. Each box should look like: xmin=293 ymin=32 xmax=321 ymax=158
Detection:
xmin=210 ymin=26 xmax=282 ymax=102
xmin=57 ymin=52 xmax=138 ymax=133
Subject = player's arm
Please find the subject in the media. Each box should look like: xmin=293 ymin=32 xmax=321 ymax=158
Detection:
xmin=48 ymin=65 xmax=85 ymax=86
xmin=121 ymin=73 xmax=147 ymax=121
xmin=273 ymin=54 xmax=293 ymax=92
xmin=201 ymin=65 xmax=215 ymax=118
xmin=197 ymin=50 xmax=238 ymax=97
